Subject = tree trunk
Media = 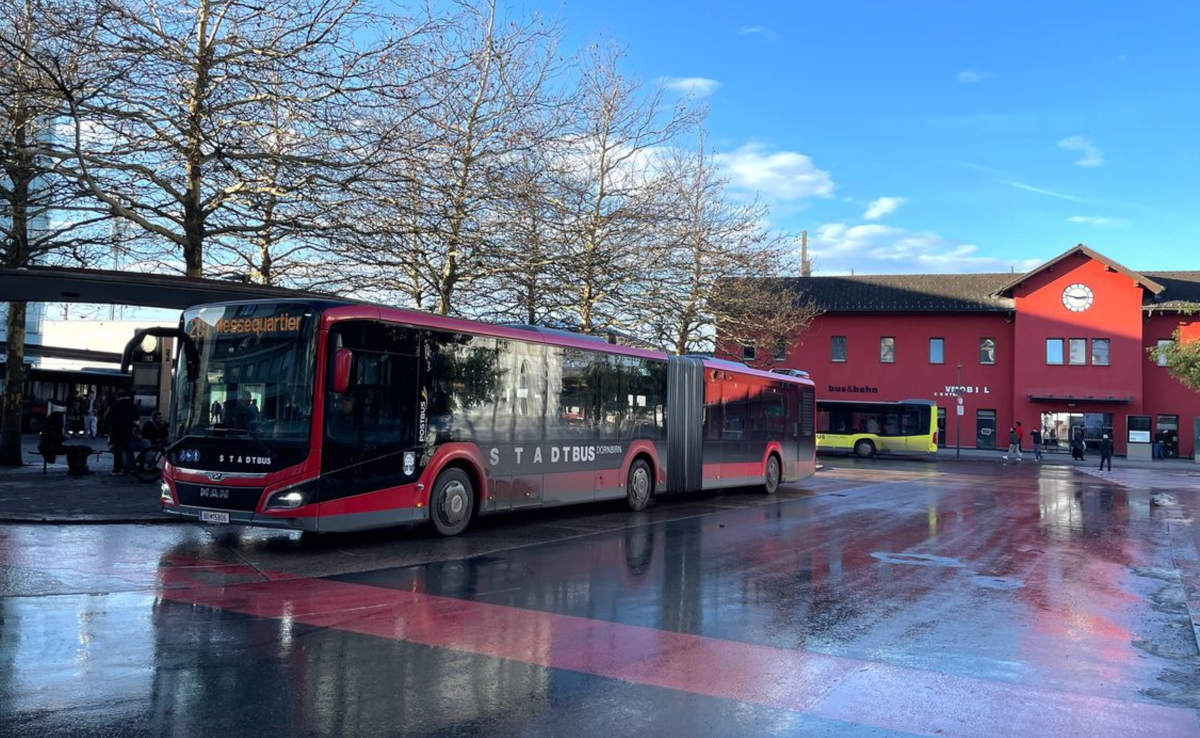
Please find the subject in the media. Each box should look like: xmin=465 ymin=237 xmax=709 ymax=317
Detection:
xmin=1 ymin=302 xmax=28 ymax=466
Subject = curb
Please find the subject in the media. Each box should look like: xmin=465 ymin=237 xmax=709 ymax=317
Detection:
xmin=0 ymin=513 xmax=183 ymax=524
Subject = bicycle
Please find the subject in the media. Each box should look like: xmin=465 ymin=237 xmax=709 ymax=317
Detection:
xmin=131 ymin=442 xmax=166 ymax=482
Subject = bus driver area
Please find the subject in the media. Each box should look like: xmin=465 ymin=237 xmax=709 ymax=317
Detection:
xmin=158 ymin=300 xmax=816 ymax=535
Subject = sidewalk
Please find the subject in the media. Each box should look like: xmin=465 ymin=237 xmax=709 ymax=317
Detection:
xmin=935 ymin=445 xmax=1199 ymax=471
xmin=0 ymin=434 xmax=174 ymax=523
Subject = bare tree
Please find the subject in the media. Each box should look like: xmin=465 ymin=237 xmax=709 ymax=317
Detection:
xmin=0 ymin=0 xmax=107 ymax=465
xmin=644 ymin=130 xmax=818 ymax=357
xmin=45 ymin=0 xmax=408 ymax=279
xmin=550 ymin=44 xmax=694 ymax=334
xmin=342 ymin=0 xmax=563 ymax=315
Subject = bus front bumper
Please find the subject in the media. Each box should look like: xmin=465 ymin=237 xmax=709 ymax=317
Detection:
xmin=162 ymin=505 xmax=320 ymax=532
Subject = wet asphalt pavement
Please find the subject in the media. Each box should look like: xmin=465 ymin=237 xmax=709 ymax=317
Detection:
xmin=3 ymin=458 xmax=1200 ymax=736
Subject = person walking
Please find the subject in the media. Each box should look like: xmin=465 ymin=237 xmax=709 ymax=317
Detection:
xmin=1099 ymin=434 xmax=1113 ymax=472
xmin=1003 ymin=426 xmax=1022 ymax=462
xmin=1031 ymin=427 xmax=1043 ymax=462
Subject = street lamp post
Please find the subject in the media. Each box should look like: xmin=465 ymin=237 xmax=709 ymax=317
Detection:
xmin=955 ymin=362 xmax=963 ymax=459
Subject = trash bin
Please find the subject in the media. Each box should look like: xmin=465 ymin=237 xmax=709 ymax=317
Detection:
xmin=63 ymin=445 xmax=93 ymax=476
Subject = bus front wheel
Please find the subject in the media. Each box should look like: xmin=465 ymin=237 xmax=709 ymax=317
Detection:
xmin=627 ymin=459 xmax=653 ymax=512
xmin=854 ymin=440 xmax=875 ymax=458
xmin=430 ymin=468 xmax=474 ymax=537
xmin=764 ymin=454 xmax=781 ymax=495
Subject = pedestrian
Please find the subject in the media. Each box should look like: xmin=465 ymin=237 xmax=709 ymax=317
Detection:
xmin=1003 ymin=426 xmax=1022 ymax=462
xmin=83 ymin=392 xmax=97 ymax=439
xmin=1099 ymin=434 xmax=1113 ymax=471
xmin=1031 ymin=427 xmax=1043 ymax=462
xmin=1016 ymin=421 xmax=1024 ymax=452
xmin=107 ymin=392 xmax=138 ymax=474
xmin=210 ymin=399 xmax=223 ymax=424
xmin=1071 ymin=433 xmax=1085 ymax=461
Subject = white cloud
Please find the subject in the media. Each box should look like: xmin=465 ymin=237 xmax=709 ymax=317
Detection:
xmin=1067 ymin=215 xmax=1130 ymax=227
xmin=1057 ymin=135 xmax=1104 ymax=167
xmin=863 ymin=196 xmax=906 ymax=220
xmin=809 ymin=222 xmax=1040 ymax=275
xmin=659 ymin=76 xmax=720 ymax=98
xmin=737 ymin=25 xmax=778 ymax=40
xmin=956 ymin=68 xmax=990 ymax=84
xmin=714 ymin=143 xmax=834 ymax=201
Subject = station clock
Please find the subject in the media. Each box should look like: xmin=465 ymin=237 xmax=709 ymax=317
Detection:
xmin=1061 ymin=283 xmax=1094 ymax=312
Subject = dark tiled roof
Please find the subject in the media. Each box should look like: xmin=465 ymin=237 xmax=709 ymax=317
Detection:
xmin=1144 ymin=272 xmax=1200 ymax=312
xmin=784 ymin=273 xmax=1015 ymax=312
xmin=785 ymin=270 xmax=1200 ymax=314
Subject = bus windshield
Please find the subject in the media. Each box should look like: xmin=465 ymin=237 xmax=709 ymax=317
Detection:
xmin=173 ymin=303 xmax=318 ymax=449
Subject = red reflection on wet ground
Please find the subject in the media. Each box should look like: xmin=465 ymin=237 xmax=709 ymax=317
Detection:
xmin=158 ymin=555 xmax=1199 ymax=737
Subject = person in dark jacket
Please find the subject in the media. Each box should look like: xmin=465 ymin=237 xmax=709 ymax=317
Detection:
xmin=1003 ymin=426 xmax=1022 ymax=462
xmin=1099 ymin=434 xmax=1113 ymax=471
xmin=107 ymin=393 xmax=138 ymax=473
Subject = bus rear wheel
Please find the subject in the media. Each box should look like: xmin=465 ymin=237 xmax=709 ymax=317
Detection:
xmin=764 ymin=454 xmax=781 ymax=495
xmin=430 ymin=468 xmax=474 ymax=537
xmin=854 ymin=439 xmax=875 ymax=458
xmin=627 ymin=459 xmax=653 ymax=512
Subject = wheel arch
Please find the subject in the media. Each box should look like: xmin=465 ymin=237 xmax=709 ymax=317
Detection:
xmin=421 ymin=444 xmax=490 ymax=514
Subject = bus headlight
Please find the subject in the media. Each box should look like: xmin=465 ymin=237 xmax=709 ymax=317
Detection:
xmin=160 ymin=481 xmax=174 ymax=504
xmin=264 ymin=481 xmax=317 ymax=511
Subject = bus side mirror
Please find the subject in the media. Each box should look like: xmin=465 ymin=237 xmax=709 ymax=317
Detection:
xmin=332 ymin=349 xmax=353 ymax=393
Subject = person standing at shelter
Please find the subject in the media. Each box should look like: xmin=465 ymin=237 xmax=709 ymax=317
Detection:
xmin=1031 ymin=426 xmax=1043 ymax=462
xmin=83 ymin=392 xmax=98 ymax=439
xmin=1003 ymin=426 xmax=1022 ymax=462
xmin=1099 ymin=434 xmax=1113 ymax=472
xmin=107 ymin=392 xmax=138 ymax=474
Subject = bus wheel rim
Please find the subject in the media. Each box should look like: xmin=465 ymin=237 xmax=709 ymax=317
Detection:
xmin=768 ymin=458 xmax=779 ymax=485
xmin=442 ymin=481 xmax=468 ymax=524
xmin=632 ymin=468 xmax=649 ymax=501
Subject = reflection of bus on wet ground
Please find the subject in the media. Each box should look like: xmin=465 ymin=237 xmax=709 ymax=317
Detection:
xmin=816 ymin=399 xmax=938 ymax=458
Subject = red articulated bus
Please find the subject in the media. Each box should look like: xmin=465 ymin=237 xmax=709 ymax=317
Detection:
xmin=151 ymin=299 xmax=816 ymax=535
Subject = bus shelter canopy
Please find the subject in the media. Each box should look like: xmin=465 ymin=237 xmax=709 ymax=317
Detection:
xmin=0 ymin=266 xmax=343 ymax=310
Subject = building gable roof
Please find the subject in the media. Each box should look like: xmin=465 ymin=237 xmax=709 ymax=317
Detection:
xmin=992 ymin=244 xmax=1165 ymax=297
xmin=784 ymin=270 xmax=1200 ymax=315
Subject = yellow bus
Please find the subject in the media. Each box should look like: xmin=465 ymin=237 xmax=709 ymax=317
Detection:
xmin=816 ymin=399 xmax=938 ymax=458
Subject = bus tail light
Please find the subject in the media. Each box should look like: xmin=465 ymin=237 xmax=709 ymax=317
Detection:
xmin=933 ymin=430 xmax=938 ymax=447
xmin=264 ymin=480 xmax=318 ymax=511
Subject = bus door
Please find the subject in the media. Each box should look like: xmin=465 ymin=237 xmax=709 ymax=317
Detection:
xmin=321 ymin=323 xmax=423 ymax=525
xmin=506 ymin=343 xmax=546 ymax=510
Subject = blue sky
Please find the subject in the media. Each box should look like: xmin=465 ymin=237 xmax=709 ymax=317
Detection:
xmin=519 ymin=0 xmax=1200 ymax=274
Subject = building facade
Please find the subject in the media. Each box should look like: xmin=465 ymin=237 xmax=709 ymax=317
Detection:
xmin=728 ymin=245 xmax=1200 ymax=459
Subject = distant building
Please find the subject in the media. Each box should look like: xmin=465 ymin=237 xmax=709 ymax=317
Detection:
xmin=724 ymin=245 xmax=1200 ymax=460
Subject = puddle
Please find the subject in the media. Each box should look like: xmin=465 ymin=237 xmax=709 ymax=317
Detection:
xmin=870 ymin=552 xmax=965 ymax=568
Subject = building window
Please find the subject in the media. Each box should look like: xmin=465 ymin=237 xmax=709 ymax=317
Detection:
xmin=831 ymin=336 xmax=846 ymax=363
xmin=1068 ymin=338 xmax=1087 ymax=365
xmin=979 ymin=337 xmax=996 ymax=365
xmin=929 ymin=337 xmax=944 ymax=364
xmin=1046 ymin=338 xmax=1064 ymax=365
xmin=742 ymin=343 xmax=755 ymax=360
xmin=1091 ymin=338 xmax=1110 ymax=366
xmin=773 ymin=337 xmax=787 ymax=362
xmin=1157 ymin=339 xmax=1172 ymax=367
xmin=880 ymin=336 xmax=895 ymax=363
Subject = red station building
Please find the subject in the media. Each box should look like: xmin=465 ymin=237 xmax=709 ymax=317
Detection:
xmin=730 ymin=245 xmax=1200 ymax=460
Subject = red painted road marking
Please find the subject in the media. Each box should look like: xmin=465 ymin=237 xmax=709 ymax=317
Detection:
xmin=157 ymin=559 xmax=1200 ymax=737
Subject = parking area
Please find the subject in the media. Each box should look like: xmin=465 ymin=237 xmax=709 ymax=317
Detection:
xmin=2 ymin=458 xmax=1200 ymax=736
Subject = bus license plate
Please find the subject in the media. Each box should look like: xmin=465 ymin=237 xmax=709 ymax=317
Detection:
xmin=200 ymin=510 xmax=230 ymax=524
